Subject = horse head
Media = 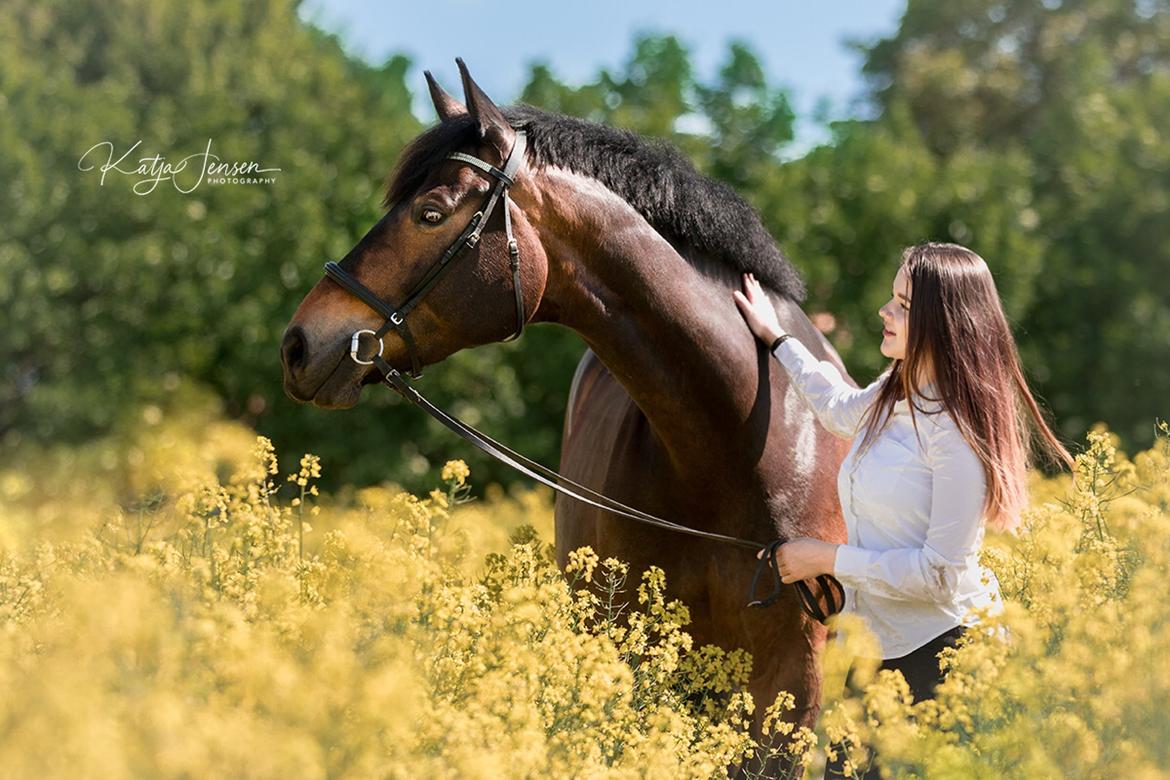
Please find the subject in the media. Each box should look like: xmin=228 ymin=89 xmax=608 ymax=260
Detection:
xmin=280 ymin=59 xmax=547 ymax=407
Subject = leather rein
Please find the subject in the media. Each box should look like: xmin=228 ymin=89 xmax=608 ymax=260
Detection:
xmin=318 ymin=129 xmax=844 ymax=623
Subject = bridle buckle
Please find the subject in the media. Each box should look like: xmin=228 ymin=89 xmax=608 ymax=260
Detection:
xmin=349 ymin=329 xmax=384 ymax=366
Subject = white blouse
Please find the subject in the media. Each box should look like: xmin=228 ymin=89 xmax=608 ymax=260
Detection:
xmin=771 ymin=335 xmax=1004 ymax=659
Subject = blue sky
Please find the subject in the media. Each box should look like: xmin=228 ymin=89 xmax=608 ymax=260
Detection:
xmin=298 ymin=0 xmax=907 ymax=151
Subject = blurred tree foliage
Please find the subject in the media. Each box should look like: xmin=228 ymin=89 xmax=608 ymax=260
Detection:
xmin=0 ymin=0 xmax=429 ymax=490
xmin=858 ymin=0 xmax=1170 ymax=451
xmin=1 ymin=0 xmax=1166 ymax=495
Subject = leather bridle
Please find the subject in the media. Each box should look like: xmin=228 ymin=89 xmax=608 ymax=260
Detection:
xmin=323 ymin=130 xmax=529 ymax=380
xmin=313 ymin=126 xmax=844 ymax=623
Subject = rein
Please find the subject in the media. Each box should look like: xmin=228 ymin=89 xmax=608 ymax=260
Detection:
xmin=317 ymin=129 xmax=844 ymax=623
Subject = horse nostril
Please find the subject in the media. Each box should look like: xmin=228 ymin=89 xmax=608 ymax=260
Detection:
xmin=281 ymin=326 xmax=308 ymax=375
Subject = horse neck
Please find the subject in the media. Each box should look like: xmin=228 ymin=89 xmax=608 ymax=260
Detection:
xmin=522 ymin=165 xmax=785 ymax=479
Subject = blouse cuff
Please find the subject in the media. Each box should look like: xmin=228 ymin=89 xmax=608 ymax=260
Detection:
xmin=769 ymin=334 xmax=805 ymax=372
xmin=832 ymin=543 xmax=878 ymax=588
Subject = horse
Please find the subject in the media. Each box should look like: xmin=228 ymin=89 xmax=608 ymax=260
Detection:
xmin=280 ymin=58 xmax=855 ymax=750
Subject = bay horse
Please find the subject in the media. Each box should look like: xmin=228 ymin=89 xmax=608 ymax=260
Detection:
xmin=280 ymin=59 xmax=854 ymax=746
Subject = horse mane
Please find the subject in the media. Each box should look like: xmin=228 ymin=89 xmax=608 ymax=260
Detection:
xmin=382 ymin=103 xmax=807 ymax=303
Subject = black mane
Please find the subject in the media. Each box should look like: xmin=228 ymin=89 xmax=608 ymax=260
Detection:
xmin=383 ymin=104 xmax=806 ymax=302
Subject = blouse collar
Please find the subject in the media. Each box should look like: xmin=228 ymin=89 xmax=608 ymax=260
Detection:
xmin=893 ymin=380 xmax=946 ymax=415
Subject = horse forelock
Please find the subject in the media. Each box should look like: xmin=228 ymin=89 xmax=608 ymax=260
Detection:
xmin=381 ymin=115 xmax=481 ymax=211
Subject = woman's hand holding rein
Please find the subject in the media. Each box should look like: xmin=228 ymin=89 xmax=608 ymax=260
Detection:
xmin=757 ymin=538 xmax=840 ymax=584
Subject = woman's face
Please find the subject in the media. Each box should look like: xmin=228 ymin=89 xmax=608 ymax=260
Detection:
xmin=879 ymin=266 xmax=912 ymax=360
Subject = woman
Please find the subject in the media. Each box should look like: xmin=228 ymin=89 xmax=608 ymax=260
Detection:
xmin=732 ymin=242 xmax=1074 ymax=779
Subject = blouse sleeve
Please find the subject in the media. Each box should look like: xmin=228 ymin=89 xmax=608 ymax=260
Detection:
xmin=831 ymin=419 xmax=989 ymax=604
xmin=770 ymin=335 xmax=884 ymax=439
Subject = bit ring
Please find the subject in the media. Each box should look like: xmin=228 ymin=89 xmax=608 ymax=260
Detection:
xmin=349 ymin=329 xmax=384 ymax=366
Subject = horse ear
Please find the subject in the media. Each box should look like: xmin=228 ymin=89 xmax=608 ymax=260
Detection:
xmin=455 ymin=57 xmax=514 ymax=151
xmin=424 ymin=70 xmax=467 ymax=122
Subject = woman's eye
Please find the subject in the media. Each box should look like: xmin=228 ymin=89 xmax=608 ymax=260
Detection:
xmin=420 ymin=208 xmax=444 ymax=224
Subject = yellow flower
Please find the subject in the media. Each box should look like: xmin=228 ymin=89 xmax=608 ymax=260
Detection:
xmin=440 ymin=459 xmax=470 ymax=486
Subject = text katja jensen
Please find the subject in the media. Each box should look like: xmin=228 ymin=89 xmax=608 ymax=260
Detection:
xmin=78 ymin=139 xmax=282 ymax=195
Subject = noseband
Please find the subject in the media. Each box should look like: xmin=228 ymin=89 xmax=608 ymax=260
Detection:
xmin=322 ymin=129 xmax=529 ymax=379
xmin=312 ymin=126 xmax=844 ymax=623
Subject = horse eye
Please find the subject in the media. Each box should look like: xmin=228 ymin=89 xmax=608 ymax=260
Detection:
xmin=420 ymin=207 xmax=444 ymax=225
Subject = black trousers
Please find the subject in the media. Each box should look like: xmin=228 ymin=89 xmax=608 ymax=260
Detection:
xmin=823 ymin=624 xmax=967 ymax=780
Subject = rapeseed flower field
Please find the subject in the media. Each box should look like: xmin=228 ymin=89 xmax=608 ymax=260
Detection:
xmin=2 ymin=399 xmax=1167 ymax=779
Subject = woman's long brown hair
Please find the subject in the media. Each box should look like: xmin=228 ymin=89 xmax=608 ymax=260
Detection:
xmin=854 ymin=242 xmax=1075 ymax=533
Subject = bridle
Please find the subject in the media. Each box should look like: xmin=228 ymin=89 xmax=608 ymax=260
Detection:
xmin=323 ymin=129 xmax=529 ymax=380
xmin=314 ymin=126 xmax=844 ymax=623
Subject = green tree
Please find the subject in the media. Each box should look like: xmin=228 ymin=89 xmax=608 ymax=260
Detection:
xmin=10 ymin=0 xmax=1159 ymax=495
xmin=0 ymin=0 xmax=420 ymax=461
xmin=859 ymin=0 xmax=1170 ymax=450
